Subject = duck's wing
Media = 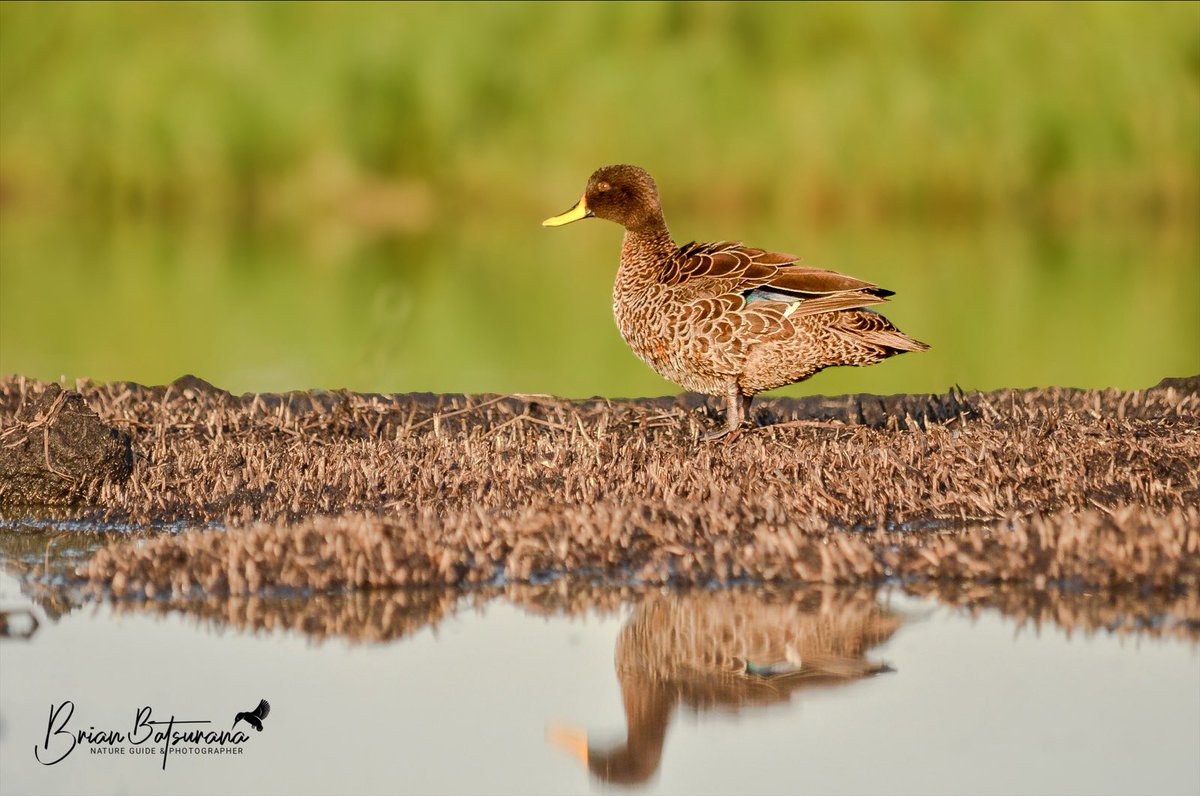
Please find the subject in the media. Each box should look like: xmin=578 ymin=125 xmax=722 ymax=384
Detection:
xmin=668 ymin=241 xmax=892 ymax=317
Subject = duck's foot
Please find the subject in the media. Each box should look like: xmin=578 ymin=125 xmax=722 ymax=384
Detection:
xmin=701 ymin=425 xmax=744 ymax=442
xmin=699 ymin=387 xmax=753 ymax=442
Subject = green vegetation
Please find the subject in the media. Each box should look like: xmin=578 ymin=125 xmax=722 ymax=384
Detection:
xmin=1 ymin=2 xmax=1197 ymax=395
xmin=2 ymin=2 xmax=1197 ymax=219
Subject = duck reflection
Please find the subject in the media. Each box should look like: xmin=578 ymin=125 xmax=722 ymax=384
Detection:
xmin=548 ymin=587 xmax=901 ymax=786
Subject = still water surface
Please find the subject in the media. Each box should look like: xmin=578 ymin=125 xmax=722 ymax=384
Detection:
xmin=0 ymin=530 xmax=1197 ymax=796
xmin=2 ymin=213 xmax=1196 ymax=397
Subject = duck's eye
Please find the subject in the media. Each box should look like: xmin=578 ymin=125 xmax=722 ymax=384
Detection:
xmin=596 ymin=181 xmax=611 ymax=192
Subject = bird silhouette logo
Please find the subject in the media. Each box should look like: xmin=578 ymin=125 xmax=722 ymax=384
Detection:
xmin=231 ymin=699 xmax=270 ymax=732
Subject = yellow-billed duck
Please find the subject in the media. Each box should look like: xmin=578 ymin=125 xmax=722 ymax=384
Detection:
xmin=544 ymin=164 xmax=928 ymax=439
xmin=547 ymin=589 xmax=901 ymax=785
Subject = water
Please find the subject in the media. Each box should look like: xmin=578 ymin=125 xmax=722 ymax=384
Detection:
xmin=2 ymin=212 xmax=1196 ymax=399
xmin=1 ymin=531 xmax=1197 ymax=796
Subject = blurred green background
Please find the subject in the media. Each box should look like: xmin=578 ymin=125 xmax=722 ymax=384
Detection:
xmin=1 ymin=1 xmax=1197 ymax=397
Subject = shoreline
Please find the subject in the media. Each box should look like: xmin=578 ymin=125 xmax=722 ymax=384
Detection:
xmin=1 ymin=374 xmax=1197 ymax=595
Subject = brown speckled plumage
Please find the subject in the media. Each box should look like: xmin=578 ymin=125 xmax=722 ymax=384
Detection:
xmin=545 ymin=164 xmax=929 ymax=437
xmin=549 ymin=589 xmax=901 ymax=785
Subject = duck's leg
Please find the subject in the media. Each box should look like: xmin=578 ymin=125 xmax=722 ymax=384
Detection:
xmin=739 ymin=393 xmax=755 ymax=428
xmin=703 ymin=382 xmax=745 ymax=441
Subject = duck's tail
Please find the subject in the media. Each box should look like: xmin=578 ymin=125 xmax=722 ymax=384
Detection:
xmin=868 ymin=326 xmax=929 ymax=354
xmin=830 ymin=309 xmax=929 ymax=360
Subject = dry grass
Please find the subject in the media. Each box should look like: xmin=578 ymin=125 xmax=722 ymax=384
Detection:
xmin=1 ymin=375 xmax=1196 ymax=527
xmin=911 ymin=581 xmax=1200 ymax=643
xmin=1 ymin=374 xmax=1197 ymax=595
xmin=104 ymin=588 xmax=470 ymax=646
xmin=26 ymin=581 xmax=1195 ymax=647
xmin=75 ymin=504 xmax=1198 ymax=597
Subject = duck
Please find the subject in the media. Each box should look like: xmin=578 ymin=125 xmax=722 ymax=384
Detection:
xmin=547 ymin=589 xmax=901 ymax=785
xmin=543 ymin=164 xmax=928 ymax=439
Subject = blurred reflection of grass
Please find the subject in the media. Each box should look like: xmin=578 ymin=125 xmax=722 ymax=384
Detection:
xmin=1 ymin=3 xmax=1196 ymax=394
xmin=1 ymin=208 xmax=1195 ymax=396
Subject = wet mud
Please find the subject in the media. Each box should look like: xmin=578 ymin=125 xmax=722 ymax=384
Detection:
xmin=0 ymin=383 xmax=132 ymax=506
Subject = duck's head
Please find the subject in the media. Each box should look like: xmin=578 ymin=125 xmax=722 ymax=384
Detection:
xmin=543 ymin=164 xmax=665 ymax=233
xmin=547 ymin=722 xmax=662 ymax=786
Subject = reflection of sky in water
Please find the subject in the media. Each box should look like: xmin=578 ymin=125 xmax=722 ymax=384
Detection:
xmin=1 ymin=568 xmax=1197 ymax=796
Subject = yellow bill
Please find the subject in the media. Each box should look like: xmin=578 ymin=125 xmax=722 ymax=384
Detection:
xmin=545 ymin=722 xmax=589 ymax=766
xmin=542 ymin=196 xmax=592 ymax=227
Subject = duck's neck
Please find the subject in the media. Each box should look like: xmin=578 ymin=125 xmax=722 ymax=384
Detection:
xmin=619 ymin=222 xmax=677 ymax=283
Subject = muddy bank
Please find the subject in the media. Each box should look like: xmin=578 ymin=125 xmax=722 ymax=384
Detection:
xmin=78 ymin=505 xmax=1197 ymax=595
xmin=1 ymin=375 xmax=1196 ymax=527
xmin=1 ymin=374 xmax=1198 ymax=593
xmin=0 ymin=384 xmax=132 ymax=506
